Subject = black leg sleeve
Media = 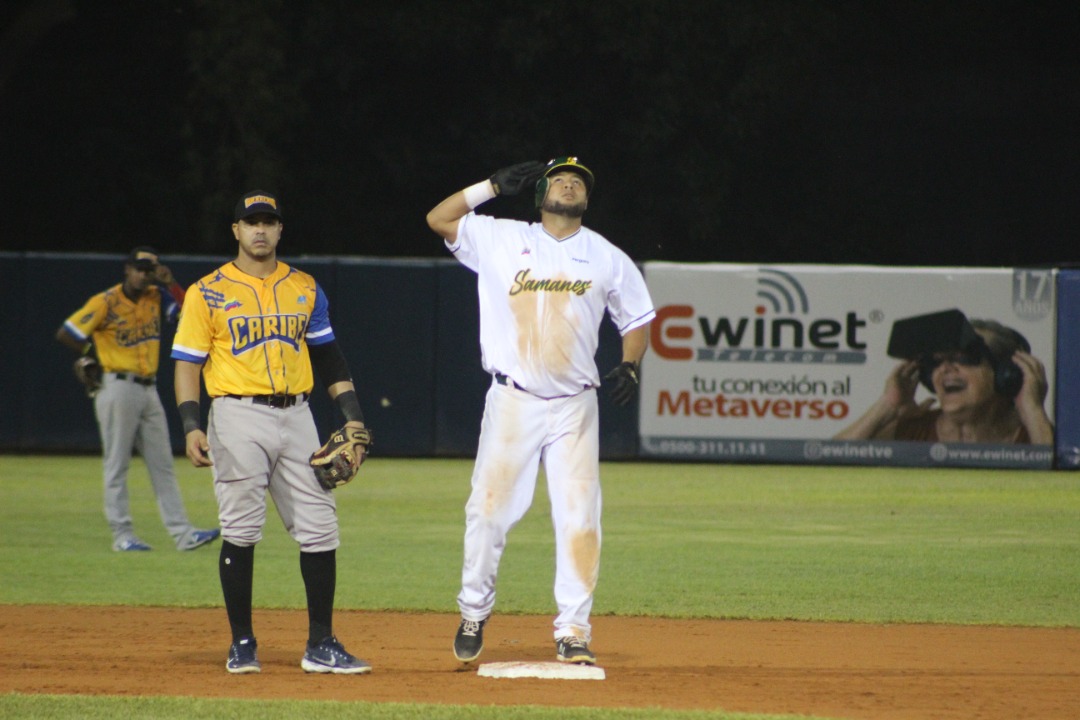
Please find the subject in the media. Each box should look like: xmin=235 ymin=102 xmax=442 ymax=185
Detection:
xmin=300 ymin=549 xmax=336 ymax=646
xmin=219 ymin=541 xmax=255 ymax=641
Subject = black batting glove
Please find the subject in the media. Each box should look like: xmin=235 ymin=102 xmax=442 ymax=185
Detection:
xmin=603 ymin=361 xmax=640 ymax=406
xmin=490 ymin=161 xmax=546 ymax=196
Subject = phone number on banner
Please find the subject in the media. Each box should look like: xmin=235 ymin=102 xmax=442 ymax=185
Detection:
xmin=641 ymin=437 xmax=768 ymax=459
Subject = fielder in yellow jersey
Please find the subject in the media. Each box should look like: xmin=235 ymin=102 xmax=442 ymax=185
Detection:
xmin=172 ymin=190 xmax=371 ymax=676
xmin=62 ymin=279 xmax=167 ymax=378
xmin=56 ymin=247 xmax=220 ymax=553
xmin=171 ymin=262 xmax=324 ymax=397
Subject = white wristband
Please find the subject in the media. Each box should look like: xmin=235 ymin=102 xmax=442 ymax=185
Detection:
xmin=463 ymin=180 xmax=497 ymax=209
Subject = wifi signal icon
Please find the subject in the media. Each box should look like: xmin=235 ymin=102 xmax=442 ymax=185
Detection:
xmin=756 ymin=269 xmax=809 ymax=314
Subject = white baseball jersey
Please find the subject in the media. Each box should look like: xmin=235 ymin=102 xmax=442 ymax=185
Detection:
xmin=449 ymin=212 xmax=655 ymax=397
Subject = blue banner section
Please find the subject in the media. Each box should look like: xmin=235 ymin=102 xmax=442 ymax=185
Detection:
xmin=434 ymin=262 xmax=487 ymax=456
xmin=335 ymin=257 xmax=439 ymax=457
xmin=1054 ymin=270 xmax=1080 ymax=469
xmin=0 ymin=254 xmax=28 ymax=447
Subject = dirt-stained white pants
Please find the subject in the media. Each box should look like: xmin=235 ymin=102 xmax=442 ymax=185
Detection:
xmin=457 ymin=380 xmax=601 ymax=641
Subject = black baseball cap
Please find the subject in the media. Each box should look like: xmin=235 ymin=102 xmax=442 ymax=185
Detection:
xmin=128 ymin=246 xmax=160 ymax=271
xmin=234 ymin=190 xmax=283 ymax=221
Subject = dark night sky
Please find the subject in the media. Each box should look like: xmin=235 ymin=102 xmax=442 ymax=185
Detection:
xmin=1 ymin=1 xmax=1078 ymax=268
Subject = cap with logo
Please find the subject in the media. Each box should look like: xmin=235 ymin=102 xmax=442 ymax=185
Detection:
xmin=534 ymin=156 xmax=594 ymax=208
xmin=127 ymin=246 xmax=160 ymax=272
xmin=234 ymin=190 xmax=283 ymax=221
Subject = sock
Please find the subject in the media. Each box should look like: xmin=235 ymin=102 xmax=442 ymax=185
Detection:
xmin=300 ymin=549 xmax=336 ymax=646
xmin=219 ymin=541 xmax=255 ymax=641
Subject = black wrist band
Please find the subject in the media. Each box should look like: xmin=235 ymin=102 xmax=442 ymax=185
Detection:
xmin=178 ymin=401 xmax=201 ymax=435
xmin=334 ymin=390 xmax=364 ymax=424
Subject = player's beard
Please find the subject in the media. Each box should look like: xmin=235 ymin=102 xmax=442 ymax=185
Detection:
xmin=542 ymin=198 xmax=587 ymax=218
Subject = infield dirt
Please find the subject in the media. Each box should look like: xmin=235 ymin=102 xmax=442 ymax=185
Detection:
xmin=3 ymin=606 xmax=1078 ymax=719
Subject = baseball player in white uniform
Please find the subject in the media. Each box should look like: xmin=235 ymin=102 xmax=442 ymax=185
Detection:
xmin=427 ymin=157 xmax=655 ymax=666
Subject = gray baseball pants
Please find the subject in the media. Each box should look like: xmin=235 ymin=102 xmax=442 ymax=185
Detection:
xmin=94 ymin=373 xmax=195 ymax=549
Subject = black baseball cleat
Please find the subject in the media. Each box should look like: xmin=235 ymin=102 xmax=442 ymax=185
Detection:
xmin=453 ymin=617 xmax=487 ymax=662
xmin=555 ymin=636 xmax=596 ymax=665
xmin=227 ymin=636 xmax=261 ymax=674
xmin=301 ymin=636 xmax=372 ymax=674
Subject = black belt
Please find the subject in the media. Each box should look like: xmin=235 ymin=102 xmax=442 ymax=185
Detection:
xmin=495 ymin=373 xmax=587 ymax=399
xmin=225 ymin=393 xmax=308 ymax=408
xmin=112 ymin=372 xmax=155 ymax=386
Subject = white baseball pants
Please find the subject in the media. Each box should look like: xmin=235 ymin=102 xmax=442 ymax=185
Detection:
xmin=458 ymin=379 xmax=602 ymax=641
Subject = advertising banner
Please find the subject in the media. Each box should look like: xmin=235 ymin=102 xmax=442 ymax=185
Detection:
xmin=640 ymin=263 xmax=1056 ymax=469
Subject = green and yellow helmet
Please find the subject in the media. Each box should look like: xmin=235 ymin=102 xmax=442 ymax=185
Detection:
xmin=534 ymin=156 xmax=595 ymax=208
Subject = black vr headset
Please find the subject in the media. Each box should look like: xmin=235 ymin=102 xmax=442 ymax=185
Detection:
xmin=886 ymin=309 xmax=1029 ymax=397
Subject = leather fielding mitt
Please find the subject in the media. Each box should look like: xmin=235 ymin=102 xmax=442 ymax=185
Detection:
xmin=309 ymin=425 xmax=372 ymax=490
xmin=73 ymin=356 xmax=103 ymax=398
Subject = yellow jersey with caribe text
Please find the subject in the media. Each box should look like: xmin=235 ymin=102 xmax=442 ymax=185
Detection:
xmin=170 ymin=262 xmax=334 ymax=397
xmin=63 ymin=283 xmax=171 ymax=376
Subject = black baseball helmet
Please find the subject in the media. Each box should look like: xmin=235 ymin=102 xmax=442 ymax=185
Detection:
xmin=534 ymin=156 xmax=595 ymax=208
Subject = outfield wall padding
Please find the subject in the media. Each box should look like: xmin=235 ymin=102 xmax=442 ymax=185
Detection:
xmin=0 ymin=252 xmax=1067 ymax=467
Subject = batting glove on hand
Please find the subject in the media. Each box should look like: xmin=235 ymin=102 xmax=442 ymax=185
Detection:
xmin=490 ymin=161 xmax=546 ymax=196
xmin=603 ymin=361 xmax=640 ymax=406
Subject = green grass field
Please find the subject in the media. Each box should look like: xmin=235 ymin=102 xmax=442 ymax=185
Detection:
xmin=3 ymin=455 xmax=1078 ymax=719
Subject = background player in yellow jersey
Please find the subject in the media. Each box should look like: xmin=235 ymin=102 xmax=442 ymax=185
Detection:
xmin=172 ymin=191 xmax=371 ymax=675
xmin=56 ymin=247 xmax=220 ymax=552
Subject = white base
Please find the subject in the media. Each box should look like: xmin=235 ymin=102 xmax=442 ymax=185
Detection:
xmin=477 ymin=661 xmax=605 ymax=680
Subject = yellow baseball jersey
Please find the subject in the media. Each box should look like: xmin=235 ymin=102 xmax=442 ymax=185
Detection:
xmin=171 ymin=261 xmax=334 ymax=397
xmin=63 ymin=284 xmax=167 ymax=376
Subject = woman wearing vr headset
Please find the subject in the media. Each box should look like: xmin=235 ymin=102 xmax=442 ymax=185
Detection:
xmin=835 ymin=319 xmax=1053 ymax=444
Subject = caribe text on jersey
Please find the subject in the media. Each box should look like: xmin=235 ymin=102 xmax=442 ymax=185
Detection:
xmin=227 ymin=314 xmax=309 ymax=354
xmin=115 ymin=316 xmax=161 ymax=347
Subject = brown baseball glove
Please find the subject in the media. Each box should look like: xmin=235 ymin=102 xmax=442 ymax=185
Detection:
xmin=309 ymin=425 xmax=372 ymax=490
xmin=73 ymin=356 xmax=103 ymax=398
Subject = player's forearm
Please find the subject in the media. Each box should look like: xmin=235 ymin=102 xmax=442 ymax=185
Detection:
xmin=56 ymin=327 xmax=89 ymax=355
xmin=328 ymin=382 xmax=366 ymax=426
xmin=174 ymin=360 xmax=203 ymax=405
xmin=426 ymin=190 xmax=473 ymax=241
xmin=428 ymin=176 xmax=500 ymax=241
xmin=621 ymin=326 xmax=649 ymax=365
xmin=326 ymin=380 xmax=355 ymax=400
xmin=174 ymin=360 xmax=204 ymax=436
